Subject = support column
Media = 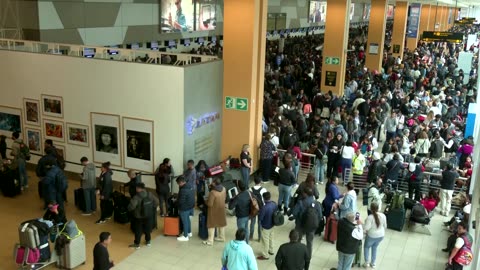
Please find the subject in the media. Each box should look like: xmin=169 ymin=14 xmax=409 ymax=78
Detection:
xmin=391 ymin=1 xmax=408 ymax=59
xmin=221 ymin=0 xmax=267 ymax=168
xmin=365 ymin=0 xmax=388 ymax=72
xmin=321 ymin=0 xmax=350 ymax=97
xmin=419 ymin=4 xmax=431 ymax=36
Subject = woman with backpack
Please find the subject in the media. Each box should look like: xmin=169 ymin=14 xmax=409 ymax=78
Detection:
xmin=363 ymin=202 xmax=387 ymax=268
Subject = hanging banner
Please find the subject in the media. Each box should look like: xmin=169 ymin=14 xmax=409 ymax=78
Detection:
xmin=407 ymin=3 xmax=421 ymax=38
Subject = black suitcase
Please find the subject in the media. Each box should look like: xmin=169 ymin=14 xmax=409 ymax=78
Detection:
xmin=404 ymin=198 xmax=416 ymax=210
xmin=74 ymin=188 xmax=86 ymax=212
xmin=198 ymin=212 xmax=208 ymax=240
xmin=113 ymin=207 xmax=130 ymax=224
xmin=0 ymin=168 xmax=21 ymax=197
xmin=167 ymin=196 xmax=179 ymax=217
xmin=386 ymin=207 xmax=406 ymax=231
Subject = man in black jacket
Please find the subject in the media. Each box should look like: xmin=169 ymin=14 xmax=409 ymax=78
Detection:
xmin=93 ymin=232 xmax=114 ymax=270
xmin=176 ymin=176 xmax=195 ymax=241
xmin=228 ymin=180 xmax=252 ymax=244
xmin=367 ymin=153 xmax=384 ymax=184
xmin=275 ymin=229 xmax=310 ymax=270
xmin=440 ymin=164 xmax=459 ymax=216
xmin=127 ymin=183 xmax=159 ymax=249
xmin=331 ymin=212 xmax=363 ymax=270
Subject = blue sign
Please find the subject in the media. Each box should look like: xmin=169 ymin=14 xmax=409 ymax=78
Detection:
xmin=407 ymin=4 xmax=421 ymax=38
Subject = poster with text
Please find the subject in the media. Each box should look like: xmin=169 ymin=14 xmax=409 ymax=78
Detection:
xmin=309 ymin=1 xmax=327 ymax=23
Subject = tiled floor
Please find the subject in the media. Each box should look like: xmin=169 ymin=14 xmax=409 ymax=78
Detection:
xmin=113 ymin=179 xmax=451 ymax=270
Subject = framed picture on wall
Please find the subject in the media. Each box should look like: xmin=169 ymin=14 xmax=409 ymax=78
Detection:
xmin=122 ymin=117 xmax=154 ymax=172
xmin=0 ymin=105 xmax=23 ymax=138
xmin=25 ymin=128 xmax=42 ymax=155
xmin=41 ymin=94 xmax=64 ymax=118
xmin=55 ymin=144 xmax=66 ymax=161
xmin=43 ymin=119 xmax=65 ymax=142
xmin=23 ymin=98 xmax=41 ymax=126
xmin=91 ymin=112 xmax=122 ymax=166
xmin=66 ymin=123 xmax=90 ymax=147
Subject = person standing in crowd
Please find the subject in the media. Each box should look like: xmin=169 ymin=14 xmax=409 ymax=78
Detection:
xmin=363 ymin=202 xmax=387 ymax=268
xmin=154 ymin=158 xmax=174 ymax=217
xmin=80 ymin=156 xmax=97 ymax=216
xmin=292 ymin=187 xmax=322 ymax=257
xmin=221 ymin=228 xmax=258 ymax=270
xmin=176 ymin=176 xmax=195 ymax=242
xmin=415 ymin=131 xmax=431 ymax=158
xmin=407 ymin=156 xmax=425 ymax=201
xmin=260 ymin=134 xmax=276 ymax=183
xmin=367 ymin=153 xmax=384 ymax=184
xmin=327 ymin=133 xmax=343 ymax=178
xmin=447 ymin=222 xmax=473 ymax=270
xmin=195 ymin=160 xmax=209 ymax=204
xmin=42 ymin=160 xmax=67 ymax=211
xmin=440 ymin=164 xmax=459 ymax=217
xmin=184 ymin=159 xmax=197 ymax=190
xmin=10 ymin=131 xmax=28 ymax=190
xmin=96 ymin=162 xmax=113 ymax=224
xmin=257 ymin=192 xmax=276 ymax=260
xmin=352 ymin=148 xmax=366 ymax=178
xmin=400 ymin=129 xmax=413 ymax=157
xmin=385 ymin=111 xmax=398 ymax=142
xmin=125 ymin=169 xmax=141 ymax=198
xmin=367 ymin=178 xmax=383 ymax=215
xmin=277 ymin=160 xmax=296 ymax=214
xmin=228 ymin=180 xmax=252 ymax=244
xmin=337 ymin=182 xmax=357 ymax=219
xmin=36 ymin=145 xmax=58 ymax=208
xmin=296 ymin=174 xmax=320 ymax=200
xmin=240 ymin=144 xmax=252 ymax=188
xmin=93 ymin=232 xmax=114 ymax=270
xmin=250 ymin=177 xmax=267 ymax=242
xmin=331 ymin=212 xmax=363 ymax=270
xmin=323 ymin=176 xmax=343 ymax=218
xmin=340 ymin=140 xmax=355 ymax=184
xmin=275 ymin=229 xmax=310 ymax=270
xmin=203 ymin=178 xmax=226 ymax=246
xmin=128 ymin=182 xmax=158 ymax=248
xmin=385 ymin=154 xmax=402 ymax=187
xmin=313 ymin=138 xmax=328 ymax=185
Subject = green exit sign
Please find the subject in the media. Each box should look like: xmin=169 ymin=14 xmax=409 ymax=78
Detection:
xmin=325 ymin=56 xmax=340 ymax=65
xmin=225 ymin=96 xmax=248 ymax=111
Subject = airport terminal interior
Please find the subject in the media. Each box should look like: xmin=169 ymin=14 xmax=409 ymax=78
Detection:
xmin=0 ymin=0 xmax=480 ymax=270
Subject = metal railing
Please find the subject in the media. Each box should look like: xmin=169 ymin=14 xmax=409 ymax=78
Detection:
xmin=0 ymin=38 xmax=218 ymax=65
xmin=275 ymin=149 xmax=316 ymax=181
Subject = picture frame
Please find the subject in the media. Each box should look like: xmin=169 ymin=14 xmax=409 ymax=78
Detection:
xmin=25 ymin=128 xmax=42 ymax=155
xmin=91 ymin=112 xmax=122 ymax=167
xmin=41 ymin=94 xmax=64 ymax=118
xmin=55 ymin=144 xmax=66 ymax=161
xmin=122 ymin=117 xmax=154 ymax=173
xmin=66 ymin=122 xmax=90 ymax=147
xmin=23 ymin=98 xmax=41 ymax=126
xmin=43 ymin=119 xmax=65 ymax=142
xmin=0 ymin=105 xmax=23 ymax=138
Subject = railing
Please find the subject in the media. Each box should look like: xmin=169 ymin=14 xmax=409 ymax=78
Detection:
xmin=0 ymin=38 xmax=218 ymax=65
xmin=275 ymin=149 xmax=316 ymax=181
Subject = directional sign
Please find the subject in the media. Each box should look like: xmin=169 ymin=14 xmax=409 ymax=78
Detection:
xmin=325 ymin=56 xmax=340 ymax=65
xmin=225 ymin=96 xmax=249 ymax=111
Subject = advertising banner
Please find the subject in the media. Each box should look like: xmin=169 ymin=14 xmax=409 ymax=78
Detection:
xmin=407 ymin=3 xmax=421 ymax=38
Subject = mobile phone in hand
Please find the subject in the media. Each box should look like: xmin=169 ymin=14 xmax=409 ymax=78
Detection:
xmin=355 ymin=212 xmax=360 ymax=221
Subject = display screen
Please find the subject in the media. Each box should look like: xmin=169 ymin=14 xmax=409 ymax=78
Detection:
xmin=149 ymin=41 xmax=159 ymax=50
xmin=387 ymin=5 xmax=395 ymax=19
xmin=195 ymin=0 xmax=217 ymax=31
xmin=130 ymin=43 xmax=140 ymax=50
xmin=107 ymin=46 xmax=119 ymax=55
xmin=363 ymin=4 xmax=371 ymax=20
xmin=308 ymin=1 xmax=327 ymax=23
xmin=83 ymin=48 xmax=95 ymax=58
xmin=197 ymin=37 xmax=205 ymax=44
xmin=183 ymin=39 xmax=191 ymax=46
xmin=160 ymin=0 xmax=218 ymax=32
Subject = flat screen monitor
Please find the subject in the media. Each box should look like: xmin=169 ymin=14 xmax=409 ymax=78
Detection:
xmin=164 ymin=40 xmax=176 ymax=48
xmin=160 ymin=0 xmax=218 ymax=33
xmin=148 ymin=41 xmax=159 ymax=50
xmin=83 ymin=48 xmax=95 ymax=58
xmin=197 ymin=37 xmax=205 ymax=44
xmin=308 ymin=1 xmax=327 ymax=23
xmin=107 ymin=46 xmax=119 ymax=55
xmin=183 ymin=39 xmax=191 ymax=46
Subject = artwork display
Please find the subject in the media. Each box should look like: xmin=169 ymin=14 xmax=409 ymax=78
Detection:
xmin=56 ymin=145 xmax=65 ymax=161
xmin=43 ymin=119 xmax=65 ymax=142
xmin=66 ymin=123 xmax=90 ymax=147
xmin=123 ymin=117 xmax=154 ymax=172
xmin=26 ymin=128 xmax=42 ymax=154
xmin=23 ymin=99 xmax=41 ymax=126
xmin=41 ymin=94 xmax=63 ymax=118
xmin=91 ymin=113 xmax=122 ymax=166
xmin=0 ymin=106 xmax=22 ymax=138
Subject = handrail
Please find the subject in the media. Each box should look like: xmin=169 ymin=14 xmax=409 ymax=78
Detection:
xmin=0 ymin=38 xmax=218 ymax=65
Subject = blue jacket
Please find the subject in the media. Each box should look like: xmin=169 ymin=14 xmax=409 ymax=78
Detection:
xmin=259 ymin=200 xmax=276 ymax=230
xmin=292 ymin=196 xmax=322 ymax=228
xmin=323 ymin=183 xmax=342 ymax=216
xmin=339 ymin=191 xmax=357 ymax=219
xmin=42 ymin=166 xmax=62 ymax=202
xmin=221 ymin=240 xmax=258 ymax=270
xmin=177 ymin=184 xmax=195 ymax=211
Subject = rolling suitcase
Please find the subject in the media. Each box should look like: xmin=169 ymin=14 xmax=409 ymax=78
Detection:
xmin=74 ymin=189 xmax=86 ymax=212
xmin=352 ymin=240 xmax=362 ymax=267
xmin=198 ymin=212 xmax=208 ymax=240
xmin=164 ymin=217 xmax=180 ymax=236
xmin=0 ymin=168 xmax=21 ymax=197
xmin=324 ymin=213 xmax=338 ymax=244
xmin=386 ymin=207 xmax=406 ymax=231
xmin=57 ymin=234 xmax=86 ymax=269
xmin=19 ymin=222 xmax=41 ymax=249
xmin=113 ymin=207 xmax=130 ymax=224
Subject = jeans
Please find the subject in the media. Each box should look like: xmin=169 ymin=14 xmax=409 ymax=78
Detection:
xmin=18 ymin=159 xmax=28 ymax=187
xmin=237 ymin=216 xmax=250 ymax=244
xmin=364 ymin=235 xmax=384 ymax=265
xmin=261 ymin=159 xmax=273 ymax=182
xmin=315 ymin=159 xmax=326 ymax=184
xmin=297 ymin=226 xmax=314 ymax=257
xmin=100 ymin=199 xmax=113 ymax=220
xmin=157 ymin=190 xmax=169 ymax=216
xmin=133 ymin=217 xmax=152 ymax=245
xmin=292 ymin=162 xmax=300 ymax=180
xmin=340 ymin=158 xmax=352 ymax=184
xmin=261 ymin=227 xmax=274 ymax=258
xmin=179 ymin=208 xmax=194 ymax=237
xmin=386 ymin=131 xmax=396 ymax=142
xmin=440 ymin=189 xmax=454 ymax=215
xmin=250 ymin=215 xmax=262 ymax=240
xmin=83 ymin=188 xmax=96 ymax=213
xmin=241 ymin=167 xmax=250 ymax=188
xmin=337 ymin=251 xmax=356 ymax=270
xmin=277 ymin=184 xmax=292 ymax=210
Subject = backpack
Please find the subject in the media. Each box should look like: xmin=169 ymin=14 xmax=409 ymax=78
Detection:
xmin=411 ymin=203 xmax=428 ymax=221
xmin=450 ymin=140 xmax=459 ymax=152
xmin=251 ymin=187 xmax=265 ymax=209
xmin=248 ymin=191 xmax=260 ymax=218
xmin=302 ymin=201 xmax=320 ymax=233
xmin=18 ymin=142 xmax=31 ymax=161
xmin=139 ymin=193 xmax=154 ymax=219
xmin=272 ymin=203 xmax=284 ymax=226
xmin=454 ymin=235 xmax=474 ymax=266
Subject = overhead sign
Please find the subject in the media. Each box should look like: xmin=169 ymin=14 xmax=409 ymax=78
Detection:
xmin=407 ymin=3 xmax=421 ymax=38
xmin=455 ymin=18 xmax=476 ymax=25
xmin=225 ymin=96 xmax=248 ymax=111
xmin=422 ymin=31 xmax=464 ymax=43
xmin=325 ymin=56 xmax=340 ymax=65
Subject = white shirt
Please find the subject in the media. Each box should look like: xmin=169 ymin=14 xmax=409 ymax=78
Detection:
xmin=352 ymin=224 xmax=364 ymax=240
xmin=369 ymin=136 xmax=378 ymax=150
xmin=463 ymin=204 xmax=471 ymax=215
xmin=270 ymin=135 xmax=279 ymax=148
xmin=341 ymin=146 xmax=355 ymax=159
xmin=429 ymin=106 xmax=441 ymax=117
xmin=383 ymin=153 xmax=404 ymax=163
xmin=364 ymin=213 xmax=387 ymax=238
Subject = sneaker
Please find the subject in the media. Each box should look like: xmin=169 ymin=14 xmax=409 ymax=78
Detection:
xmin=82 ymin=212 xmax=92 ymax=216
xmin=105 ymin=216 xmax=112 ymax=220
xmin=146 ymin=241 xmax=151 ymax=247
xmin=202 ymin=241 xmax=213 ymax=246
xmin=371 ymin=263 xmax=376 ymax=268
xmin=214 ymin=237 xmax=225 ymax=242
xmin=177 ymin=236 xmax=189 ymax=241
xmin=363 ymin=262 xmax=370 ymax=268
xmin=188 ymin=233 xmax=193 ymax=237
xmin=95 ymin=219 xmax=106 ymax=224
xmin=320 ymin=182 xmax=324 ymax=185
xmin=128 ymin=244 xmax=140 ymax=250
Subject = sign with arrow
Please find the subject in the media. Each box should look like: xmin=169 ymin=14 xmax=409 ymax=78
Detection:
xmin=325 ymin=56 xmax=340 ymax=65
xmin=225 ymin=96 xmax=249 ymax=111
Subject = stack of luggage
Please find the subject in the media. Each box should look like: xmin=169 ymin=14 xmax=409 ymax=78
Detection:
xmin=15 ymin=219 xmax=53 ymax=268
xmin=385 ymin=191 xmax=406 ymax=231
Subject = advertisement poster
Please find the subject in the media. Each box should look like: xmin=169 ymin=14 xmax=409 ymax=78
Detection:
xmin=195 ymin=0 xmax=217 ymax=31
xmin=387 ymin=5 xmax=394 ymax=19
xmin=161 ymin=0 xmax=218 ymax=32
xmin=363 ymin=4 xmax=371 ymax=20
xmin=309 ymin=1 xmax=327 ymax=23
xmin=407 ymin=3 xmax=421 ymax=38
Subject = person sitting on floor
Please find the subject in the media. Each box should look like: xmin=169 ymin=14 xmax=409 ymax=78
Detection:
xmin=420 ymin=189 xmax=440 ymax=213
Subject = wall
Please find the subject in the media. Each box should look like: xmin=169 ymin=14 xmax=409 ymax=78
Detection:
xmin=0 ymin=49 xmax=185 ymax=188
xmin=183 ymin=60 xmax=223 ymax=167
